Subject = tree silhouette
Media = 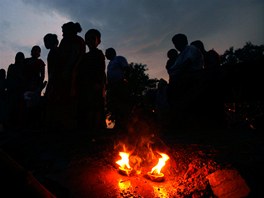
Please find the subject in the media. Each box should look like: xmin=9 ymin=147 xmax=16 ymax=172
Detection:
xmin=220 ymin=42 xmax=264 ymax=65
xmin=220 ymin=42 xmax=264 ymax=130
xmin=127 ymin=62 xmax=158 ymax=105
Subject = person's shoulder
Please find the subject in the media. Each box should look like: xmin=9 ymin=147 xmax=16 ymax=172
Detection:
xmin=87 ymin=48 xmax=105 ymax=59
xmin=8 ymin=63 xmax=15 ymax=68
xmin=116 ymin=56 xmax=128 ymax=63
xmin=96 ymin=48 xmax=104 ymax=53
xmin=24 ymin=57 xmax=33 ymax=65
xmin=77 ymin=34 xmax=84 ymax=39
xmin=38 ymin=58 xmax=46 ymax=66
xmin=90 ymin=48 xmax=104 ymax=55
xmin=187 ymin=45 xmax=203 ymax=56
xmin=25 ymin=57 xmax=31 ymax=61
xmin=96 ymin=48 xmax=105 ymax=57
xmin=187 ymin=45 xmax=198 ymax=51
xmin=76 ymin=35 xmax=85 ymax=43
xmin=116 ymin=55 xmax=126 ymax=60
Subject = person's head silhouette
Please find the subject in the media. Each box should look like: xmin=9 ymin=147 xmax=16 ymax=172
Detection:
xmin=85 ymin=29 xmax=101 ymax=49
xmin=15 ymin=52 xmax=25 ymax=64
xmin=167 ymin=48 xmax=178 ymax=59
xmin=61 ymin=22 xmax=82 ymax=37
xmin=105 ymin=48 xmax=116 ymax=61
xmin=190 ymin=40 xmax=206 ymax=54
xmin=172 ymin=33 xmax=188 ymax=52
xmin=44 ymin=33 xmax=59 ymax=49
xmin=31 ymin=45 xmax=41 ymax=59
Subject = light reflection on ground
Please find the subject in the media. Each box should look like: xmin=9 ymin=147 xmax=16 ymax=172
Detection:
xmin=153 ymin=185 xmax=169 ymax=198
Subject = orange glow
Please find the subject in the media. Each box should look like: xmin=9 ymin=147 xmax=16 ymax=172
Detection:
xmin=150 ymin=153 xmax=169 ymax=175
xmin=116 ymin=152 xmax=131 ymax=169
xmin=153 ymin=186 xmax=168 ymax=197
xmin=118 ymin=179 xmax=131 ymax=191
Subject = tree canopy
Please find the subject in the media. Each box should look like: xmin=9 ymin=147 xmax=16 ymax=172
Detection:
xmin=220 ymin=42 xmax=264 ymax=66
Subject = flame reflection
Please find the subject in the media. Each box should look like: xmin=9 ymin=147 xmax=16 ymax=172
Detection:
xmin=153 ymin=186 xmax=169 ymax=198
xmin=118 ymin=179 xmax=131 ymax=191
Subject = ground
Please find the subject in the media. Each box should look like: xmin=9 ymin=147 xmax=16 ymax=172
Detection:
xmin=0 ymin=127 xmax=263 ymax=197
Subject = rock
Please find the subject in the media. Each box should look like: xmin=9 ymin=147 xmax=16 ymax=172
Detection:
xmin=207 ymin=169 xmax=250 ymax=198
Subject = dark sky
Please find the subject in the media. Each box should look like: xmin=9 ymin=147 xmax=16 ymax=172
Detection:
xmin=1 ymin=0 xmax=263 ymax=80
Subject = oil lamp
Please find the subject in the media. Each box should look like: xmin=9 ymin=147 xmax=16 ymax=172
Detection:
xmin=147 ymin=153 xmax=169 ymax=182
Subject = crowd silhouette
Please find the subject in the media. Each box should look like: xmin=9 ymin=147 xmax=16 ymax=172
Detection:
xmin=1 ymin=21 xmax=262 ymax=134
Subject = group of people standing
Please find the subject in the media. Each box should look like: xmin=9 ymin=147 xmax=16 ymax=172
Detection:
xmin=0 ymin=24 xmax=226 ymax=133
xmin=0 ymin=21 xmax=131 ymax=133
xmin=0 ymin=45 xmax=46 ymax=131
xmin=164 ymin=33 xmax=225 ymax=129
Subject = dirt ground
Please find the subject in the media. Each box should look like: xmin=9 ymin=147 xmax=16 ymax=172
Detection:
xmin=0 ymin=127 xmax=263 ymax=197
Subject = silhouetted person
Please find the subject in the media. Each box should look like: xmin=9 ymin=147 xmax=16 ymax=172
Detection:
xmin=43 ymin=33 xmax=64 ymax=129
xmin=105 ymin=47 xmax=131 ymax=131
xmin=165 ymin=48 xmax=178 ymax=75
xmin=190 ymin=40 xmax=220 ymax=70
xmin=24 ymin=46 xmax=46 ymax=92
xmin=58 ymin=22 xmax=85 ymax=130
xmin=24 ymin=46 xmax=46 ymax=129
xmin=205 ymin=49 xmax=221 ymax=69
xmin=191 ymin=40 xmax=225 ymax=129
xmin=43 ymin=33 xmax=61 ymax=101
xmin=59 ymin=22 xmax=85 ymax=97
xmin=76 ymin=29 xmax=106 ymax=134
xmin=155 ymin=78 xmax=170 ymax=129
xmin=168 ymin=33 xmax=204 ymax=129
xmin=0 ymin=69 xmax=6 ymax=94
xmin=6 ymin=52 xmax=27 ymax=130
xmin=0 ymin=68 xmax=7 ymax=131
xmin=169 ymin=34 xmax=204 ymax=81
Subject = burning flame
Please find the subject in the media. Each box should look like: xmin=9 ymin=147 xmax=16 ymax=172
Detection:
xmin=150 ymin=153 xmax=169 ymax=175
xmin=116 ymin=152 xmax=131 ymax=169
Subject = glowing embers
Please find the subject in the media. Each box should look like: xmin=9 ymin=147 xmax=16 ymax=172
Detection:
xmin=118 ymin=179 xmax=131 ymax=191
xmin=147 ymin=152 xmax=170 ymax=182
xmin=115 ymin=145 xmax=170 ymax=182
xmin=116 ymin=152 xmax=133 ymax=176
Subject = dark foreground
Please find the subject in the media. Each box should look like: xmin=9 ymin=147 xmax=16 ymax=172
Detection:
xmin=0 ymin=127 xmax=263 ymax=198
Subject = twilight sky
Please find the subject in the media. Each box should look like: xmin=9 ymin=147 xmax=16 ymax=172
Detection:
xmin=0 ymin=0 xmax=263 ymax=81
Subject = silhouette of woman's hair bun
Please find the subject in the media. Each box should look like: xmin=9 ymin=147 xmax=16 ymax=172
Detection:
xmin=62 ymin=22 xmax=82 ymax=34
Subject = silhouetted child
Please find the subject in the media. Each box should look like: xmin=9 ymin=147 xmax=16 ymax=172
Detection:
xmin=155 ymin=78 xmax=170 ymax=129
xmin=24 ymin=46 xmax=46 ymax=129
xmin=76 ymin=29 xmax=106 ymax=134
xmin=165 ymin=48 xmax=178 ymax=75
xmin=43 ymin=33 xmax=61 ymax=101
xmin=43 ymin=33 xmax=64 ymax=130
xmin=24 ymin=46 xmax=46 ymax=92
xmin=6 ymin=52 xmax=27 ymax=130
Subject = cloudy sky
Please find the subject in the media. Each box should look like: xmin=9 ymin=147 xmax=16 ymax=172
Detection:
xmin=0 ymin=0 xmax=263 ymax=81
